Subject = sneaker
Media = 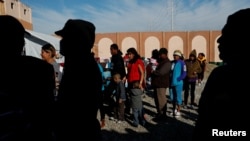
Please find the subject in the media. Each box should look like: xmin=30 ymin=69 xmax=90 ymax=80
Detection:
xmin=198 ymin=83 xmax=201 ymax=86
xmin=183 ymin=105 xmax=188 ymax=109
xmin=170 ymin=110 xmax=181 ymax=117
xmin=175 ymin=111 xmax=181 ymax=117
xmin=170 ymin=109 xmax=177 ymax=116
xmin=109 ymin=116 xmax=114 ymax=120
xmin=132 ymin=122 xmax=139 ymax=127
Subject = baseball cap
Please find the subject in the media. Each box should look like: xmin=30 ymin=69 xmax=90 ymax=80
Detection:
xmin=55 ymin=19 xmax=95 ymax=37
xmin=55 ymin=19 xmax=96 ymax=49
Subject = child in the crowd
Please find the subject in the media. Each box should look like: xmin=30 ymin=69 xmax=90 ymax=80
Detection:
xmin=112 ymin=73 xmax=126 ymax=123
xmin=129 ymin=80 xmax=146 ymax=127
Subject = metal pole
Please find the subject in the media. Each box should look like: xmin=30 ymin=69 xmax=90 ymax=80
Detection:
xmin=171 ymin=0 xmax=174 ymax=31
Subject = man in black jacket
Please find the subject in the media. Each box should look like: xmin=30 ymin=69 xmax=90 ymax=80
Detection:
xmin=54 ymin=19 xmax=102 ymax=141
xmin=110 ymin=43 xmax=126 ymax=79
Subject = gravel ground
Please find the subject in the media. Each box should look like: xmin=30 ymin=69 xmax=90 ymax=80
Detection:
xmin=98 ymin=64 xmax=217 ymax=141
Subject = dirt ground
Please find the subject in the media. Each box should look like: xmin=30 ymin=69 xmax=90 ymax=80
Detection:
xmin=99 ymin=64 xmax=218 ymax=141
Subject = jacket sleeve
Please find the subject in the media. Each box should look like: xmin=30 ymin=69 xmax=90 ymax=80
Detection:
xmin=119 ymin=82 xmax=126 ymax=100
xmin=195 ymin=60 xmax=202 ymax=74
xmin=177 ymin=61 xmax=187 ymax=81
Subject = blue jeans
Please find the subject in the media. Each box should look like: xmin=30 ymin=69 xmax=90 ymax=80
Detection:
xmin=132 ymin=107 xmax=145 ymax=126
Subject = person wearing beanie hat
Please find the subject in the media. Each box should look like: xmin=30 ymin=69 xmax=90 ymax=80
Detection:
xmin=151 ymin=47 xmax=171 ymax=121
xmin=0 ymin=15 xmax=56 ymax=140
xmin=169 ymin=50 xmax=187 ymax=117
xmin=183 ymin=49 xmax=202 ymax=109
xmin=189 ymin=49 xmax=197 ymax=57
xmin=54 ymin=19 xmax=102 ymax=141
xmin=193 ymin=8 xmax=250 ymax=140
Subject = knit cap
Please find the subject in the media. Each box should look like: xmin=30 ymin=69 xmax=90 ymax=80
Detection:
xmin=189 ymin=49 xmax=197 ymax=57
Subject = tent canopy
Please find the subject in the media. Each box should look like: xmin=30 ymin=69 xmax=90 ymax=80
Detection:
xmin=24 ymin=30 xmax=64 ymax=63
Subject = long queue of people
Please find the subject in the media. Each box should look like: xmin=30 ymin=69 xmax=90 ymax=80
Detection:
xmin=94 ymin=42 xmax=207 ymax=128
xmin=146 ymin=48 xmax=206 ymax=120
xmin=1 ymin=7 xmax=250 ymax=141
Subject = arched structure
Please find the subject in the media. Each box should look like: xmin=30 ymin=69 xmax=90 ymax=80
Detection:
xmin=95 ymin=31 xmax=222 ymax=63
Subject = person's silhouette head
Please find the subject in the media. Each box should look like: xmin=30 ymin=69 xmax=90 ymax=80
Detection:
xmin=217 ymin=8 xmax=250 ymax=64
xmin=55 ymin=19 xmax=95 ymax=57
xmin=0 ymin=15 xmax=26 ymax=56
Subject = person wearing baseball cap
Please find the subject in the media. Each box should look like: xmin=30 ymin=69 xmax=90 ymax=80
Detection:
xmin=54 ymin=19 xmax=102 ymax=141
xmin=55 ymin=19 xmax=96 ymax=56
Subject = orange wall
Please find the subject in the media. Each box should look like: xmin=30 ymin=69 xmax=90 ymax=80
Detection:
xmin=94 ymin=31 xmax=221 ymax=62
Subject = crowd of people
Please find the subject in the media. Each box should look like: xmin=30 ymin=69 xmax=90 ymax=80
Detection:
xmin=1 ymin=7 xmax=249 ymax=141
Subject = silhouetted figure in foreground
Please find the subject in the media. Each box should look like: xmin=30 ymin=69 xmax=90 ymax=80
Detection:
xmin=0 ymin=15 xmax=56 ymax=141
xmin=193 ymin=8 xmax=250 ymax=140
xmin=54 ymin=19 xmax=102 ymax=141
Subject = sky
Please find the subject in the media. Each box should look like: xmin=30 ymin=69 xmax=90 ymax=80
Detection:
xmin=22 ymin=0 xmax=250 ymax=35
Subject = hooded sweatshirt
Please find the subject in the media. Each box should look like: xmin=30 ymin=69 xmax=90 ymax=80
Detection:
xmin=130 ymin=88 xmax=143 ymax=109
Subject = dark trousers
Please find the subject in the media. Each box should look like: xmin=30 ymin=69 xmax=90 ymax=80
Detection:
xmin=184 ymin=80 xmax=196 ymax=105
xmin=153 ymin=88 xmax=160 ymax=115
xmin=98 ymin=90 xmax=106 ymax=120
xmin=114 ymin=101 xmax=125 ymax=121
xmin=124 ymin=83 xmax=133 ymax=115
xmin=104 ymin=80 xmax=116 ymax=117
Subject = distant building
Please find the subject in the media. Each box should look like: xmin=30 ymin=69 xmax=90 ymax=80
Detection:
xmin=93 ymin=31 xmax=222 ymax=63
xmin=0 ymin=0 xmax=32 ymax=30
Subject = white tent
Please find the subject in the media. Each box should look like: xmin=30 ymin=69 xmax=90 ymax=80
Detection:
xmin=24 ymin=29 xmax=64 ymax=64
